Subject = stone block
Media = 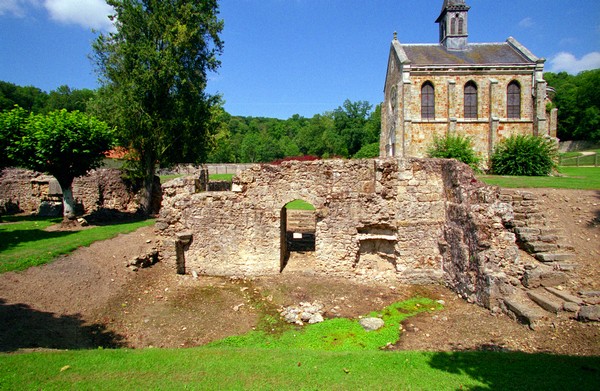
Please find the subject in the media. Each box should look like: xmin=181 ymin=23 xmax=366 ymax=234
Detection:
xmin=545 ymin=287 xmax=583 ymax=305
xmin=527 ymin=290 xmax=562 ymax=314
xmin=578 ymin=305 xmax=600 ymax=322
xmin=534 ymin=253 xmax=575 ymax=263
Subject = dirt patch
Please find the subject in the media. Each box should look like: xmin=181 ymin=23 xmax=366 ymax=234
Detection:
xmin=0 ymin=189 xmax=598 ymax=354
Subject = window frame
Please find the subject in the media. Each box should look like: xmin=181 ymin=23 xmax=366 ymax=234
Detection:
xmin=507 ymin=81 xmax=521 ymax=119
xmin=464 ymin=81 xmax=478 ymax=119
xmin=421 ymin=81 xmax=435 ymax=120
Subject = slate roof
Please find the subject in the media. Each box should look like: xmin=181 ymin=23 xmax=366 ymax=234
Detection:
xmin=400 ymin=42 xmax=536 ymax=67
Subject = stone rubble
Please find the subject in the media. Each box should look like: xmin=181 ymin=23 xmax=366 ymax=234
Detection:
xmin=279 ymin=302 xmax=325 ymax=326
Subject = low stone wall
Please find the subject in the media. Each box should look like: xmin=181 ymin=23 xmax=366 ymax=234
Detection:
xmin=0 ymin=167 xmax=145 ymax=216
xmin=157 ymin=158 xmax=522 ymax=310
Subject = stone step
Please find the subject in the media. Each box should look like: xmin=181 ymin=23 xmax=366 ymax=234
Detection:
xmin=535 ymin=253 xmax=576 ymax=263
xmin=545 ymin=287 xmax=584 ymax=305
xmin=527 ymin=290 xmax=563 ymax=314
xmin=514 ymin=227 xmax=541 ymax=235
xmin=522 ymin=268 xmax=568 ymax=288
xmin=554 ymin=262 xmax=578 ymax=272
xmin=523 ymin=241 xmax=559 ymax=253
xmin=503 ymin=294 xmax=548 ymax=329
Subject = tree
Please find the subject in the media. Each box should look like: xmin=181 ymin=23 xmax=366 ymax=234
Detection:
xmin=92 ymin=0 xmax=224 ymax=213
xmin=0 ymin=106 xmax=29 ymax=168
xmin=2 ymin=108 xmax=113 ymax=220
xmin=45 ymin=85 xmax=95 ymax=113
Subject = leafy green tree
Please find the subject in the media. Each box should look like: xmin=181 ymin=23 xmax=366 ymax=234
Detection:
xmin=333 ymin=100 xmax=374 ymax=156
xmin=0 ymin=81 xmax=48 ymax=113
xmin=0 ymin=106 xmax=29 ymax=168
xmin=427 ymin=134 xmax=481 ymax=170
xmin=45 ymin=85 xmax=95 ymax=113
xmin=490 ymin=135 xmax=557 ymax=176
xmin=353 ymin=142 xmax=380 ymax=159
xmin=545 ymin=69 xmax=600 ymax=142
xmin=92 ymin=0 xmax=224 ymax=213
xmin=3 ymin=108 xmax=113 ymax=220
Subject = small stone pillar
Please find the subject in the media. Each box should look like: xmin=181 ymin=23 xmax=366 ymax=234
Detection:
xmin=175 ymin=231 xmax=193 ymax=275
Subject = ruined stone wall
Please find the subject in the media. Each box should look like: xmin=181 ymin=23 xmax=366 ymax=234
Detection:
xmin=0 ymin=167 xmax=142 ymax=216
xmin=157 ymin=158 xmax=521 ymax=309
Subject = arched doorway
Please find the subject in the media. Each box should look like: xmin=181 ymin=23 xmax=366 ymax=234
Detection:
xmin=280 ymin=199 xmax=316 ymax=272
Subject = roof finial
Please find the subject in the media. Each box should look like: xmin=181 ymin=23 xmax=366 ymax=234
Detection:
xmin=393 ymin=31 xmax=398 ymax=41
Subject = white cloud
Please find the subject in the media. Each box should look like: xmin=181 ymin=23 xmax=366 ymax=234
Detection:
xmin=549 ymin=52 xmax=600 ymax=74
xmin=518 ymin=17 xmax=534 ymax=29
xmin=0 ymin=0 xmax=39 ymax=18
xmin=43 ymin=0 xmax=114 ymax=31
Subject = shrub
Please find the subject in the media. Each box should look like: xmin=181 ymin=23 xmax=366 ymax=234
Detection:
xmin=490 ymin=135 xmax=557 ymax=176
xmin=352 ymin=142 xmax=380 ymax=159
xmin=427 ymin=134 xmax=481 ymax=170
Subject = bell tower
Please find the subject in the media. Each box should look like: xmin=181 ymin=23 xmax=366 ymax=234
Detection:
xmin=436 ymin=0 xmax=470 ymax=51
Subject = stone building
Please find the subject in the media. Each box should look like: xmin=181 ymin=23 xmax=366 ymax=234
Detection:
xmin=380 ymin=0 xmax=557 ymax=162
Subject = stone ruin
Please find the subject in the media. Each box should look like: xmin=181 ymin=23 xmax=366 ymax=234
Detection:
xmin=157 ymin=158 xmax=523 ymax=311
xmin=0 ymin=167 xmax=159 ymax=217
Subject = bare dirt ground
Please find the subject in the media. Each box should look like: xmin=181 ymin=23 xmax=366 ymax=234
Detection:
xmin=0 ymin=189 xmax=598 ymax=355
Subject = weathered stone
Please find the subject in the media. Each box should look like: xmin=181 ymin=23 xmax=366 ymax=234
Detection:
xmin=527 ymin=291 xmax=562 ymax=314
xmin=535 ymin=253 xmax=576 ymax=263
xmin=157 ymin=158 xmax=522 ymax=311
xmin=563 ymin=302 xmax=580 ymax=313
xmin=359 ymin=317 xmax=385 ymax=331
xmin=503 ymin=296 xmax=547 ymax=328
xmin=578 ymin=306 xmax=600 ymax=322
xmin=545 ymin=287 xmax=584 ymax=305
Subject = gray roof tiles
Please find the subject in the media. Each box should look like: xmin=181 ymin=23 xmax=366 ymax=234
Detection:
xmin=400 ymin=42 xmax=535 ymax=66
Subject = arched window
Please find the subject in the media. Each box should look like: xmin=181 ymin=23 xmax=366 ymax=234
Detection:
xmin=450 ymin=18 xmax=457 ymax=35
xmin=464 ymin=81 xmax=478 ymax=119
xmin=421 ymin=82 xmax=435 ymax=120
xmin=507 ymin=81 xmax=521 ymax=119
xmin=458 ymin=18 xmax=464 ymax=35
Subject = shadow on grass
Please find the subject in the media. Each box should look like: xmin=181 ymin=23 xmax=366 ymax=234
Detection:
xmin=0 ymin=227 xmax=76 ymax=253
xmin=427 ymin=349 xmax=600 ymax=390
xmin=0 ymin=298 xmax=125 ymax=352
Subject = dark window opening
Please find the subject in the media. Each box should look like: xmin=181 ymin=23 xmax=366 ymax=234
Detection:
xmin=507 ymin=81 xmax=521 ymax=119
xmin=464 ymin=81 xmax=478 ymax=119
xmin=421 ymin=82 xmax=435 ymax=120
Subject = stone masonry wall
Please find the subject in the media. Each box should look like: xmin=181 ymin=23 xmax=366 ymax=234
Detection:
xmin=0 ymin=167 xmax=141 ymax=216
xmin=157 ymin=158 xmax=522 ymax=309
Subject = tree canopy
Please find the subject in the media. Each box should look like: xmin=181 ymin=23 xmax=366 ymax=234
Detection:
xmin=0 ymin=108 xmax=113 ymax=219
xmin=545 ymin=69 xmax=600 ymax=142
xmin=92 ymin=0 xmax=224 ymax=213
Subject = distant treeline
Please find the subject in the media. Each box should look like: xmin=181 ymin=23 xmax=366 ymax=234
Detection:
xmin=1 ymin=69 xmax=598 ymax=163
xmin=545 ymin=69 xmax=599 ymax=142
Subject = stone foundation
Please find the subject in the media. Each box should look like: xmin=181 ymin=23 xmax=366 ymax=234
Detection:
xmin=157 ymin=158 xmax=522 ymax=310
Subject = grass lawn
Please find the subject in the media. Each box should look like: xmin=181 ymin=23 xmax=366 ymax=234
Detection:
xmin=210 ymin=173 xmax=234 ymax=181
xmin=478 ymin=167 xmax=600 ymax=190
xmin=1 ymin=347 xmax=598 ymax=390
xmin=0 ymin=216 xmax=155 ymax=273
xmin=285 ymin=199 xmax=316 ymax=210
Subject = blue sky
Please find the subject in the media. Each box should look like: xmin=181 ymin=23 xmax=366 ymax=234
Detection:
xmin=1 ymin=0 xmax=599 ymax=119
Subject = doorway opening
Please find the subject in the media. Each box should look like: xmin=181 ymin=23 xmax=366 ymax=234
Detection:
xmin=280 ymin=199 xmax=316 ymax=272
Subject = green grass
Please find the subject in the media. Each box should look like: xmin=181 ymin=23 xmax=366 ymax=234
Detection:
xmin=1 ymin=348 xmax=598 ymax=390
xmin=210 ymin=173 xmax=234 ymax=181
xmin=285 ymin=199 xmax=316 ymax=210
xmin=209 ymin=298 xmax=440 ymax=351
xmin=478 ymin=167 xmax=600 ymax=189
xmin=0 ymin=216 xmax=155 ymax=273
